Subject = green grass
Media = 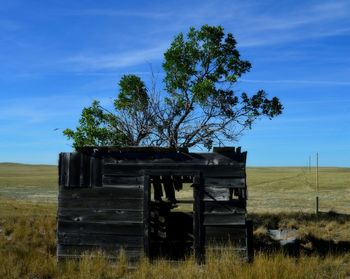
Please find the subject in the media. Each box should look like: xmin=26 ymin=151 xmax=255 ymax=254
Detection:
xmin=0 ymin=163 xmax=350 ymax=278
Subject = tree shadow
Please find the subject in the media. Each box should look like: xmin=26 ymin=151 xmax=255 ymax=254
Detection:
xmin=303 ymin=234 xmax=350 ymax=256
xmin=249 ymin=211 xmax=350 ymax=257
xmin=249 ymin=210 xmax=350 ymax=229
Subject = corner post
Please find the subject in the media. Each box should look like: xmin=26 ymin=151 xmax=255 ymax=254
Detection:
xmin=193 ymin=171 xmax=204 ymax=264
xmin=143 ymin=173 xmax=151 ymax=259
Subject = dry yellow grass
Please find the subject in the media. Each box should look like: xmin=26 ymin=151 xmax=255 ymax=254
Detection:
xmin=0 ymin=202 xmax=349 ymax=279
xmin=247 ymin=167 xmax=350 ymax=214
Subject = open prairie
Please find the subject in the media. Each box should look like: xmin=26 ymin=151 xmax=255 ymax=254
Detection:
xmin=0 ymin=163 xmax=349 ymax=278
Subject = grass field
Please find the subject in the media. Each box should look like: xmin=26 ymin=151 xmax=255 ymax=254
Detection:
xmin=247 ymin=167 xmax=350 ymax=214
xmin=0 ymin=163 xmax=349 ymax=278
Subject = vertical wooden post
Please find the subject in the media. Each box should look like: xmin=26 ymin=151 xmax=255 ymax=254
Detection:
xmin=193 ymin=172 xmax=204 ymax=264
xmin=59 ymin=153 xmax=70 ymax=188
xmin=315 ymin=153 xmax=319 ymax=215
xmin=91 ymin=156 xmax=103 ymax=187
xmin=143 ymin=174 xmax=151 ymax=258
xmin=246 ymin=219 xmax=254 ymax=262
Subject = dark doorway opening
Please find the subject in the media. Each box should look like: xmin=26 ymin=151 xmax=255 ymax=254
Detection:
xmin=148 ymin=175 xmax=195 ymax=260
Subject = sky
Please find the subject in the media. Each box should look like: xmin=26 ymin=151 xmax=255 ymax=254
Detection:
xmin=0 ymin=0 xmax=349 ymax=166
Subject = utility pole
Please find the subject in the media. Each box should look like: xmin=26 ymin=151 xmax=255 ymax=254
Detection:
xmin=315 ymin=152 xmax=319 ymax=215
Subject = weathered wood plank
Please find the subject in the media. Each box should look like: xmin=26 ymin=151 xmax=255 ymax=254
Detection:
xmin=205 ymin=226 xmax=246 ymax=244
xmin=103 ymin=160 xmax=245 ymax=167
xmin=193 ymin=173 xmax=204 ymax=263
xmin=204 ymin=178 xmax=246 ymax=188
xmin=58 ymin=208 xmax=143 ymax=223
xmin=58 ymin=220 xmax=143 ymax=235
xmin=103 ymin=164 xmax=245 ymax=178
xmin=203 ymin=187 xmax=230 ymax=201
xmin=69 ymin=152 xmax=81 ymax=187
xmin=204 ymin=200 xmax=246 ymax=213
xmin=198 ymin=166 xmax=245 ymax=178
xmin=58 ymin=197 xmax=143 ymax=210
xmin=102 ymin=175 xmax=144 ymax=186
xmin=60 ymin=153 xmax=70 ymax=187
xmin=104 ymin=164 xmax=198 ymax=175
xmin=106 ymin=167 xmax=197 ymax=177
xmin=59 ymin=186 xmax=143 ymax=199
xmin=102 ymin=167 xmax=142 ymax=177
xmin=58 ymin=232 xmax=143 ymax=246
xmin=81 ymin=146 xmax=181 ymax=154
xmin=213 ymin=147 xmax=247 ymax=162
xmin=143 ymin=174 xmax=150 ymax=258
xmin=203 ymin=189 xmax=246 ymax=202
xmin=203 ymin=213 xmax=246 ymax=226
xmin=104 ymin=160 xmax=244 ymax=168
xmin=80 ymin=153 xmax=91 ymax=187
xmin=91 ymin=156 xmax=103 ymax=187
xmin=58 ymin=153 xmax=63 ymax=188
xmin=99 ymin=152 xmax=242 ymax=164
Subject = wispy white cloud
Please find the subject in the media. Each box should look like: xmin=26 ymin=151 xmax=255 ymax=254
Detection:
xmin=57 ymin=0 xmax=350 ymax=74
xmin=147 ymin=0 xmax=350 ymax=48
xmin=248 ymin=1 xmax=350 ymax=32
xmin=63 ymin=44 xmax=167 ymax=71
xmin=3 ymin=0 xmax=348 ymax=76
xmin=0 ymin=95 xmax=94 ymax=123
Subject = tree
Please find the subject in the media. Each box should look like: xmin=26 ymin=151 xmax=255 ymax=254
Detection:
xmin=64 ymin=75 xmax=155 ymax=149
xmin=64 ymin=25 xmax=283 ymax=150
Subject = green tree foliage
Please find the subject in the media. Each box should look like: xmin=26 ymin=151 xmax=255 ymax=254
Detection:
xmin=64 ymin=25 xmax=283 ymax=150
xmin=63 ymin=100 xmax=128 ymax=149
xmin=63 ymin=75 xmax=154 ymax=149
xmin=114 ymin=74 xmax=149 ymax=111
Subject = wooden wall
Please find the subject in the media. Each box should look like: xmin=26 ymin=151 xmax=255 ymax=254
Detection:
xmin=201 ymin=148 xmax=251 ymax=261
xmin=57 ymin=147 xmax=252 ymax=262
xmin=58 ymin=153 xmax=145 ymax=261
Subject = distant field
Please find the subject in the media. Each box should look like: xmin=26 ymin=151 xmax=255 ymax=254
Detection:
xmin=0 ymin=163 xmax=349 ymax=214
xmin=0 ymin=163 xmax=57 ymax=202
xmin=247 ymin=167 xmax=350 ymax=213
xmin=0 ymin=163 xmax=57 ymax=216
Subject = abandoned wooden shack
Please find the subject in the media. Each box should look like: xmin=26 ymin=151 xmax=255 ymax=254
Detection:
xmin=57 ymin=146 xmax=253 ymax=262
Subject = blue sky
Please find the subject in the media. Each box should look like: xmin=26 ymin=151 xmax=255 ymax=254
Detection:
xmin=0 ymin=0 xmax=349 ymax=166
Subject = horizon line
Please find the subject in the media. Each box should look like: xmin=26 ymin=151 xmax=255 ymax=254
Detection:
xmin=0 ymin=161 xmax=348 ymax=169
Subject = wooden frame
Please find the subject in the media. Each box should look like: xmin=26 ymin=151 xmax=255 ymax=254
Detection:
xmin=143 ymin=170 xmax=203 ymax=262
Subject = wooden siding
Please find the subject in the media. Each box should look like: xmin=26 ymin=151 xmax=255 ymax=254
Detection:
xmin=57 ymin=153 xmax=145 ymax=260
xmin=57 ymin=146 xmax=252 ymax=262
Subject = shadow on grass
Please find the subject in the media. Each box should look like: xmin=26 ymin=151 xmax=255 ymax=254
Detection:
xmin=249 ymin=211 xmax=350 ymax=257
xmin=249 ymin=210 xmax=350 ymax=229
